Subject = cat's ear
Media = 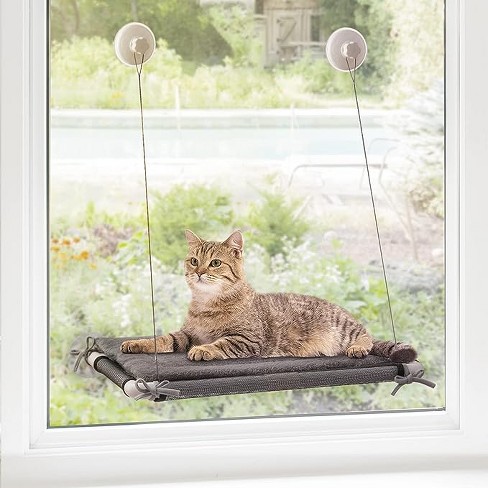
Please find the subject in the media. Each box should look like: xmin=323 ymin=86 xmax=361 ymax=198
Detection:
xmin=185 ymin=229 xmax=202 ymax=248
xmin=223 ymin=230 xmax=244 ymax=257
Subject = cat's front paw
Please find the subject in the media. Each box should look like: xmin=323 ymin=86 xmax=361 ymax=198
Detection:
xmin=346 ymin=345 xmax=369 ymax=358
xmin=121 ymin=339 xmax=147 ymax=354
xmin=188 ymin=345 xmax=222 ymax=361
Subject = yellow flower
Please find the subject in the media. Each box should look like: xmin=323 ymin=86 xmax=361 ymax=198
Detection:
xmin=62 ymin=238 xmax=71 ymax=246
xmin=79 ymin=250 xmax=90 ymax=260
xmin=51 ymin=245 xmax=61 ymax=252
xmin=73 ymin=236 xmax=81 ymax=243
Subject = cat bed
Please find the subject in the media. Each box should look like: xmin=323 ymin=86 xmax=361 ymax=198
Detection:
xmin=74 ymin=336 xmax=436 ymax=401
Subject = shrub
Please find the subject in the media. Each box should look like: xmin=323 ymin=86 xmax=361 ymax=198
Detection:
xmin=50 ymin=37 xmax=183 ymax=109
xmin=242 ymin=185 xmax=310 ymax=257
xmin=208 ymin=4 xmax=262 ymax=68
xmin=150 ymin=184 xmax=234 ymax=269
xmin=50 ymin=36 xmax=366 ymax=109
xmin=274 ymin=52 xmax=348 ymax=96
xmin=388 ymin=81 xmax=444 ymax=218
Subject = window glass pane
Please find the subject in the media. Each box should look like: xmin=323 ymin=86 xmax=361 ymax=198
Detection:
xmin=49 ymin=0 xmax=445 ymax=427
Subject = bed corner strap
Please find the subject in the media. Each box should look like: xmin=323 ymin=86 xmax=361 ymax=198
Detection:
xmin=72 ymin=336 xmax=98 ymax=373
xmin=133 ymin=378 xmax=181 ymax=401
xmin=391 ymin=361 xmax=437 ymax=396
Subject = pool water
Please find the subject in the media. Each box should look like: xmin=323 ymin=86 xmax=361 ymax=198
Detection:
xmin=51 ymin=126 xmax=396 ymax=162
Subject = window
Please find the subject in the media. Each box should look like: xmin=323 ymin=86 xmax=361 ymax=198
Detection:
xmin=311 ymin=14 xmax=321 ymax=42
xmin=48 ymin=0 xmax=445 ymax=427
xmin=3 ymin=0 xmax=487 ymax=486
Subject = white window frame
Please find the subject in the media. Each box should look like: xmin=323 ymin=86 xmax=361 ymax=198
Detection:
xmin=2 ymin=0 xmax=488 ymax=485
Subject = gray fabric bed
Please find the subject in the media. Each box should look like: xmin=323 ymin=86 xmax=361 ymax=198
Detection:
xmin=87 ymin=336 xmax=406 ymax=401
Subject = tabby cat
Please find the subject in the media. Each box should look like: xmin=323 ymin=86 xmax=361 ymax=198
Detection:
xmin=121 ymin=230 xmax=416 ymax=363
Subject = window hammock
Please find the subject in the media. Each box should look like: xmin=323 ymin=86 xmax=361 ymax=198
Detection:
xmin=73 ymin=336 xmax=434 ymax=402
xmin=72 ymin=24 xmax=436 ymax=402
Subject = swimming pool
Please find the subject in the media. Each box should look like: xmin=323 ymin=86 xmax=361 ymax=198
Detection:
xmin=50 ymin=110 xmax=398 ymax=162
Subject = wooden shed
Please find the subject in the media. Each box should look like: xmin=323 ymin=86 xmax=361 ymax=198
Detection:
xmin=256 ymin=0 xmax=323 ymax=66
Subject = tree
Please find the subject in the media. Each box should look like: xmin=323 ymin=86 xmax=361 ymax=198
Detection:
xmin=319 ymin=0 xmax=397 ymax=95
xmin=384 ymin=0 xmax=444 ymax=101
xmin=157 ymin=0 xmax=232 ymax=66
xmin=50 ymin=0 xmax=232 ymax=66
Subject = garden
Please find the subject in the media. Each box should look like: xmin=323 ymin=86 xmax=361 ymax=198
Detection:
xmin=49 ymin=0 xmax=445 ymax=426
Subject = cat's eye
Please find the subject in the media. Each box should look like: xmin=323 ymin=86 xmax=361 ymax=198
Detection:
xmin=190 ymin=257 xmax=198 ymax=266
xmin=210 ymin=259 xmax=222 ymax=268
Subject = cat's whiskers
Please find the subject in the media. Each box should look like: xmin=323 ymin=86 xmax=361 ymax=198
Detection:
xmin=188 ymin=272 xmax=223 ymax=300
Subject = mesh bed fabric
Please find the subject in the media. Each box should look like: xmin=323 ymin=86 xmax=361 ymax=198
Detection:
xmin=92 ymin=355 xmax=134 ymax=390
xmin=90 ymin=337 xmax=402 ymax=401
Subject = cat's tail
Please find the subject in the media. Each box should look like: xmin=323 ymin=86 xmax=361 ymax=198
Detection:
xmin=370 ymin=339 xmax=417 ymax=363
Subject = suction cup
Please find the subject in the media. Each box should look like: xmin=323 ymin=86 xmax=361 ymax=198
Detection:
xmin=325 ymin=27 xmax=367 ymax=72
xmin=114 ymin=22 xmax=156 ymax=66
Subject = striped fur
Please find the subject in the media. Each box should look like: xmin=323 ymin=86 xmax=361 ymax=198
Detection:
xmin=121 ymin=230 xmax=417 ymax=363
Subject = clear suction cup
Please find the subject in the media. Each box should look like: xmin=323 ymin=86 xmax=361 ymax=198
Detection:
xmin=114 ymin=22 xmax=156 ymax=66
xmin=325 ymin=27 xmax=367 ymax=72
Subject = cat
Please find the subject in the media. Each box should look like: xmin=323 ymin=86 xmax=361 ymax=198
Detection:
xmin=121 ymin=230 xmax=416 ymax=363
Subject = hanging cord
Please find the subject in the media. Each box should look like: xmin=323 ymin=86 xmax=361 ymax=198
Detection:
xmin=346 ymin=57 xmax=397 ymax=345
xmin=391 ymin=362 xmax=436 ymax=396
xmin=72 ymin=336 xmax=98 ymax=373
xmin=135 ymin=52 xmax=159 ymax=378
xmin=133 ymin=379 xmax=181 ymax=401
